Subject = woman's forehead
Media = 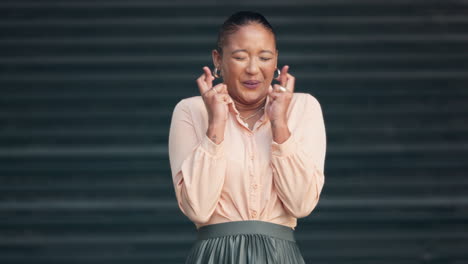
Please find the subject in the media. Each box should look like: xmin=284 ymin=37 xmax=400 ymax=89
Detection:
xmin=224 ymin=24 xmax=276 ymax=51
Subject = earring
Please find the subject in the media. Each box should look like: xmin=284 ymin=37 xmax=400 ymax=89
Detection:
xmin=213 ymin=66 xmax=221 ymax=78
xmin=274 ymin=68 xmax=280 ymax=79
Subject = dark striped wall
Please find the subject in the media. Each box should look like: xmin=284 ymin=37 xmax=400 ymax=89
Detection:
xmin=1 ymin=1 xmax=467 ymax=263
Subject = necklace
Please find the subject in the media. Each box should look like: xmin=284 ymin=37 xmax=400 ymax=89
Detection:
xmin=239 ymin=107 xmax=265 ymax=121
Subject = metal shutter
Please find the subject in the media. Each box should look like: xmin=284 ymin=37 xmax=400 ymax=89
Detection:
xmin=1 ymin=1 xmax=467 ymax=263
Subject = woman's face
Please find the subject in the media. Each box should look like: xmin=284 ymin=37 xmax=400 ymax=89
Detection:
xmin=212 ymin=23 xmax=278 ymax=106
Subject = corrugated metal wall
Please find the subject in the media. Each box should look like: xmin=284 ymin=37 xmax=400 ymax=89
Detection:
xmin=1 ymin=1 xmax=467 ymax=263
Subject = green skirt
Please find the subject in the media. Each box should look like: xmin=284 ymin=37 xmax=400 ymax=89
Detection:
xmin=185 ymin=220 xmax=306 ymax=264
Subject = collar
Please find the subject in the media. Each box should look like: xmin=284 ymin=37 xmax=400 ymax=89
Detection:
xmin=227 ymin=94 xmax=271 ymax=125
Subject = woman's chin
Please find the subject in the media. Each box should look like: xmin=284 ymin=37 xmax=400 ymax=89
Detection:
xmin=241 ymin=91 xmax=266 ymax=104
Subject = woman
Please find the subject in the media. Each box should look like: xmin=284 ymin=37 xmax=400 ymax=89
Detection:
xmin=168 ymin=11 xmax=326 ymax=264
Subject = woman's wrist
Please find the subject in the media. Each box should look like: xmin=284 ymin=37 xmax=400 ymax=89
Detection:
xmin=271 ymin=119 xmax=290 ymax=144
xmin=206 ymin=121 xmax=226 ymax=144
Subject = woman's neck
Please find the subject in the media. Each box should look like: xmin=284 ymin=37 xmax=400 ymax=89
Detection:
xmin=234 ymin=97 xmax=267 ymax=116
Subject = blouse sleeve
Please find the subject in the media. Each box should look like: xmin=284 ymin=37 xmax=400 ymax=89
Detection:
xmin=168 ymin=99 xmax=227 ymax=224
xmin=270 ymin=94 xmax=327 ymax=218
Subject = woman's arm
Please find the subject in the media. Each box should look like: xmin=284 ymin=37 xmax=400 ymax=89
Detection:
xmin=168 ymin=99 xmax=227 ymax=224
xmin=270 ymin=94 xmax=327 ymax=218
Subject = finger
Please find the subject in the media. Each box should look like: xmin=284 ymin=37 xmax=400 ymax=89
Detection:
xmin=268 ymin=85 xmax=278 ymax=99
xmin=215 ymin=93 xmax=231 ymax=104
xmin=279 ymin=65 xmax=289 ymax=87
xmin=267 ymin=86 xmax=275 ymax=104
xmin=215 ymin=83 xmax=228 ymax=94
xmin=273 ymin=84 xmax=288 ymax=94
xmin=271 ymin=85 xmax=284 ymax=100
xmin=202 ymin=88 xmax=215 ymax=97
xmin=285 ymin=72 xmax=295 ymax=93
xmin=223 ymin=94 xmax=233 ymax=104
xmin=273 ymin=84 xmax=283 ymax=93
xmin=225 ymin=94 xmax=233 ymax=104
xmin=196 ymin=72 xmax=209 ymax=95
xmin=202 ymin=66 xmax=214 ymax=88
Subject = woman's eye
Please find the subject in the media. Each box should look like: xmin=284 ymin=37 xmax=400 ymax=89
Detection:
xmin=234 ymin=57 xmax=246 ymax=60
xmin=261 ymin=57 xmax=272 ymax=61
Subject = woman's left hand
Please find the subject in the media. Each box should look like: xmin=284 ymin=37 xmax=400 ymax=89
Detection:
xmin=266 ymin=65 xmax=295 ymax=125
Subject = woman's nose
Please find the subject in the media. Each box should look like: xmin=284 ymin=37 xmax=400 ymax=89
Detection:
xmin=246 ymin=59 xmax=260 ymax=75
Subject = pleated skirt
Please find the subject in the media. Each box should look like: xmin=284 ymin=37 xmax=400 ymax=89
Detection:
xmin=185 ymin=220 xmax=306 ymax=264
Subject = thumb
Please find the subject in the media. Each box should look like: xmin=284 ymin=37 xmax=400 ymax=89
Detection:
xmin=219 ymin=84 xmax=228 ymax=94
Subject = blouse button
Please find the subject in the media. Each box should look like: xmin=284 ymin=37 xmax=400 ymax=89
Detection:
xmin=251 ymin=210 xmax=257 ymax=218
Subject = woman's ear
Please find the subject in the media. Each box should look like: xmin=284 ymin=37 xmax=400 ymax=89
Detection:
xmin=211 ymin=49 xmax=221 ymax=68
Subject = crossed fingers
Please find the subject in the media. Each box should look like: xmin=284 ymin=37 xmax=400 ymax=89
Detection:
xmin=273 ymin=65 xmax=295 ymax=93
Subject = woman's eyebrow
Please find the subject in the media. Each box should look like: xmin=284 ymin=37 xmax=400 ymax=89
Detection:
xmin=231 ymin=49 xmax=274 ymax=55
xmin=260 ymin=50 xmax=274 ymax=55
xmin=231 ymin=49 xmax=248 ymax=54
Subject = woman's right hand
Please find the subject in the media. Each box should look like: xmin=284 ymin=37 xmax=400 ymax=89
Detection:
xmin=196 ymin=66 xmax=232 ymax=125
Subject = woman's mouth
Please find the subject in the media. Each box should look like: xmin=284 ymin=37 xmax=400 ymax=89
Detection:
xmin=242 ymin=80 xmax=261 ymax=89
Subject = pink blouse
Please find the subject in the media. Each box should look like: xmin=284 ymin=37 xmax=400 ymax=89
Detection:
xmin=168 ymin=92 xmax=326 ymax=230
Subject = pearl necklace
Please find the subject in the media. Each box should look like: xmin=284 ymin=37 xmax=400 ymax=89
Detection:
xmin=239 ymin=107 xmax=265 ymax=121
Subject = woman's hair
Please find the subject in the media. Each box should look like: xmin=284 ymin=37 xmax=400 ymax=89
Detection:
xmin=216 ymin=11 xmax=276 ymax=54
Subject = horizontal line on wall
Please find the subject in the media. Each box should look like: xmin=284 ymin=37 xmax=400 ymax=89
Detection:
xmin=1 ymin=146 xmax=168 ymax=157
xmin=2 ymin=143 xmax=468 ymax=157
xmin=2 ymin=34 xmax=468 ymax=45
xmin=1 ymin=15 xmax=468 ymax=26
xmin=1 ymin=71 xmax=467 ymax=81
xmin=1 ymin=53 xmax=467 ymax=65
xmin=1 ymin=107 xmax=468 ymax=118
xmin=2 ymin=87 xmax=467 ymax=98
xmin=1 ymin=126 xmax=468 ymax=137
xmin=2 ymin=231 xmax=467 ymax=245
xmin=2 ymin=179 xmax=468 ymax=190
xmin=2 ymin=0 xmax=465 ymax=8
xmin=1 ymin=197 xmax=468 ymax=211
